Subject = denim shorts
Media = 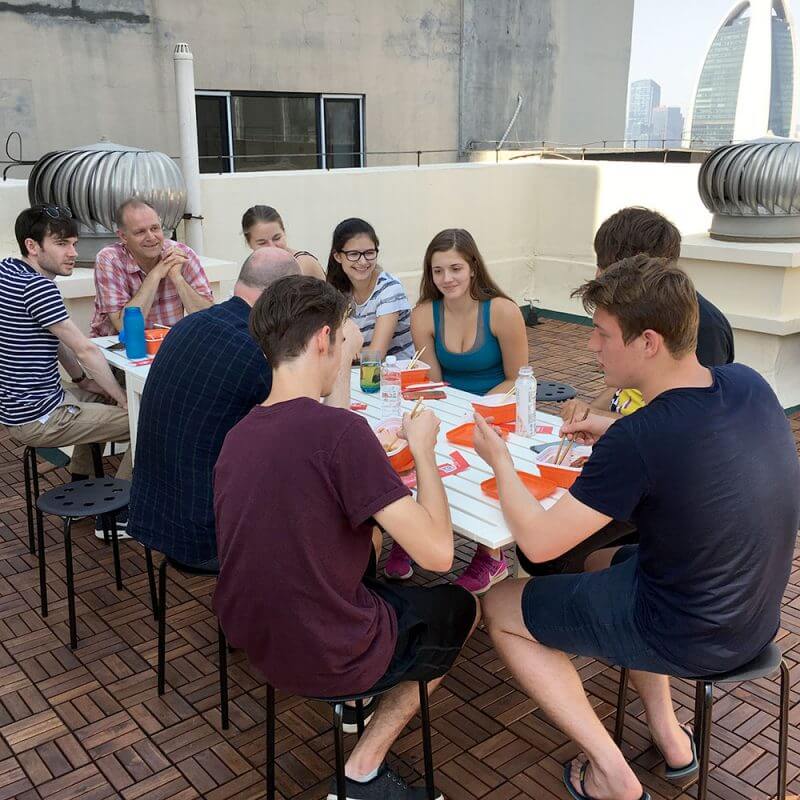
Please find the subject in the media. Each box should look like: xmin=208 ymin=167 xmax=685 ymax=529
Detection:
xmin=521 ymin=545 xmax=689 ymax=675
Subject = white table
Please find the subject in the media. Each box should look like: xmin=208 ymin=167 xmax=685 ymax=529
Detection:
xmin=94 ymin=336 xmax=151 ymax=464
xmin=350 ymin=371 xmax=566 ymax=549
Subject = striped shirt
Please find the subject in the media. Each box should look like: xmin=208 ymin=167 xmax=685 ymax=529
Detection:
xmin=0 ymin=258 xmax=69 ymax=426
xmin=353 ymin=271 xmax=414 ymax=358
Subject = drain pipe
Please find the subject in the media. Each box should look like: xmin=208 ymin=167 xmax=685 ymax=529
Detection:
xmin=173 ymin=42 xmax=204 ymax=255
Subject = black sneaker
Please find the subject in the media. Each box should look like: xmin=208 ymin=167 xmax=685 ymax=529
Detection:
xmin=326 ymin=764 xmax=443 ymax=800
xmin=341 ymin=695 xmax=380 ymax=734
xmin=94 ymin=509 xmax=130 ymax=540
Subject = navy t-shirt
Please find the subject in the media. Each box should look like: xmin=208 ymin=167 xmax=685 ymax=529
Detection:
xmin=570 ymin=364 xmax=799 ymax=674
xmin=697 ymin=292 xmax=734 ymax=367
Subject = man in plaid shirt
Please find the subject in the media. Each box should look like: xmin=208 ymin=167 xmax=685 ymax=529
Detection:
xmin=90 ymin=198 xmax=213 ymax=336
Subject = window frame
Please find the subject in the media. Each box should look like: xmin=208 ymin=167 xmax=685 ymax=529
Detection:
xmin=320 ymin=94 xmax=365 ymax=169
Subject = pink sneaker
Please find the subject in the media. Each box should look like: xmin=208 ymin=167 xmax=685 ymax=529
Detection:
xmin=454 ymin=549 xmax=508 ymax=595
xmin=384 ymin=542 xmax=413 ymax=580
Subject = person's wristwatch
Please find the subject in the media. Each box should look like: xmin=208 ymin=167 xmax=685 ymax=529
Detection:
xmin=73 ymin=371 xmax=87 ymax=384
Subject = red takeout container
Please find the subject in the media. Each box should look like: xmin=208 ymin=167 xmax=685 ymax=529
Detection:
xmin=481 ymin=472 xmax=557 ymax=501
xmin=373 ymin=418 xmax=415 ymax=473
xmin=144 ymin=328 xmax=169 ymax=355
xmin=446 ymin=421 xmax=512 ymax=449
xmin=535 ymin=444 xmax=592 ymax=489
xmin=471 ymin=395 xmax=516 ymax=424
xmin=396 ymin=359 xmax=431 ymax=390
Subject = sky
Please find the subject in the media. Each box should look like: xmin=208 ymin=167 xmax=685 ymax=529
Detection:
xmin=628 ymin=0 xmax=800 ymax=113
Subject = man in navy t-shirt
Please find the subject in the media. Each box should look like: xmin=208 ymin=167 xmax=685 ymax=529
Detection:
xmin=474 ymin=255 xmax=798 ymax=800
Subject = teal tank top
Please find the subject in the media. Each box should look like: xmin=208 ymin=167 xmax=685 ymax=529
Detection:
xmin=432 ymin=299 xmax=505 ymax=395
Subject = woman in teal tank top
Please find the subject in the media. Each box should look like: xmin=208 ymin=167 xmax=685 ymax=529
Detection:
xmin=386 ymin=228 xmax=528 ymax=596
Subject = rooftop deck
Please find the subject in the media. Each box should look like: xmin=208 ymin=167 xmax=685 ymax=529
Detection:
xmin=1 ymin=318 xmax=798 ymax=800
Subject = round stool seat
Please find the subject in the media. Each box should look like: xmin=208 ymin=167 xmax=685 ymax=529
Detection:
xmin=687 ymin=642 xmax=783 ymax=684
xmin=537 ymin=380 xmax=577 ymax=402
xmin=36 ymin=478 xmax=130 ymax=518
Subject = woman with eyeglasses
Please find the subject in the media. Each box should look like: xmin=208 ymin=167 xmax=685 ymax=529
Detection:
xmin=241 ymin=205 xmax=326 ymax=280
xmin=326 ymin=217 xmax=414 ymax=359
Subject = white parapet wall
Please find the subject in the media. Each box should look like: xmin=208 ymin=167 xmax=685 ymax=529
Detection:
xmin=6 ymin=160 xmax=800 ymax=406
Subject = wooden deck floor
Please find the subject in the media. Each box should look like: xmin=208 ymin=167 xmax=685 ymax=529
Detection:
xmin=1 ymin=317 xmax=798 ymax=799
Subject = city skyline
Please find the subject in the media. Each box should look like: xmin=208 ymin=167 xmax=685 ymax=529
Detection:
xmin=629 ymin=0 xmax=800 ymax=116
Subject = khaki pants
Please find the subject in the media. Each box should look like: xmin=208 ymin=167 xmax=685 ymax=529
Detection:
xmin=8 ymin=384 xmax=131 ymax=480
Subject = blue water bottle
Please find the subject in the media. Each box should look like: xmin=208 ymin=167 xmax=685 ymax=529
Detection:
xmin=119 ymin=307 xmax=147 ymax=359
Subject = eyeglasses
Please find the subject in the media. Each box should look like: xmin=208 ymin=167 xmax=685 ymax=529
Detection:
xmin=340 ymin=248 xmax=378 ymax=262
xmin=35 ymin=205 xmax=72 ymax=220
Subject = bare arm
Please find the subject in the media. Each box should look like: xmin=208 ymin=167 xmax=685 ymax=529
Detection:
xmin=486 ymin=298 xmax=529 ymax=395
xmin=368 ymin=312 xmax=400 ymax=360
xmin=592 ymin=387 xmax=620 ymax=412
xmin=561 ymin=397 xmax=620 ymax=423
xmin=167 ymin=261 xmax=214 ymax=315
xmin=410 ymin=303 xmax=443 ymax=381
xmin=108 ymin=262 xmax=169 ymax=332
xmin=51 ymin=320 xmax=127 ymax=407
xmin=471 ymin=414 xmax=609 ymax=561
xmin=296 ymin=253 xmax=326 ymax=281
xmin=373 ymin=409 xmax=453 ymax=571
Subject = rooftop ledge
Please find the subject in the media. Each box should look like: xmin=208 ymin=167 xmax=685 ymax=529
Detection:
xmin=681 ymin=232 xmax=800 ymax=268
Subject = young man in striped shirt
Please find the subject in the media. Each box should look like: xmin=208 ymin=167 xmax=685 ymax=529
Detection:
xmin=2 ymin=207 xmax=132 ymax=527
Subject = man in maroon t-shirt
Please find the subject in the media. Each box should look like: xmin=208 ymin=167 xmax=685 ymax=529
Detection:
xmin=214 ymin=276 xmax=478 ymax=800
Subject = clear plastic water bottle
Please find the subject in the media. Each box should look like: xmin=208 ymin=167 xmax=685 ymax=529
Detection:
xmin=119 ymin=307 xmax=147 ymax=359
xmin=515 ymin=366 xmax=537 ymax=438
xmin=380 ymin=355 xmax=402 ymax=420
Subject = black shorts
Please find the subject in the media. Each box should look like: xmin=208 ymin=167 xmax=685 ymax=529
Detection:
xmin=363 ymin=578 xmax=477 ymax=694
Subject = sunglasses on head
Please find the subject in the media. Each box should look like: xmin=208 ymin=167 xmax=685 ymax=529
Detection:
xmin=35 ymin=205 xmax=73 ymax=220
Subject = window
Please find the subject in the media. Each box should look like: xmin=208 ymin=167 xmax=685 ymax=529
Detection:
xmin=195 ymin=91 xmax=364 ymax=173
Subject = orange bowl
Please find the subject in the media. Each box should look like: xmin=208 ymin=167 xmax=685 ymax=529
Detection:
xmin=535 ymin=444 xmax=591 ymax=489
xmin=446 ymin=421 xmax=512 ymax=448
xmin=374 ymin=419 xmax=415 ymax=474
xmin=472 ymin=395 xmax=516 ymax=424
xmin=481 ymin=472 xmax=557 ymax=501
xmin=396 ymin=360 xmax=431 ymax=390
xmin=144 ymin=328 xmax=169 ymax=355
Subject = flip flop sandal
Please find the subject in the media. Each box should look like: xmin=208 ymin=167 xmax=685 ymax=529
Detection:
xmin=660 ymin=723 xmax=699 ymax=781
xmin=562 ymin=760 xmax=651 ymax=800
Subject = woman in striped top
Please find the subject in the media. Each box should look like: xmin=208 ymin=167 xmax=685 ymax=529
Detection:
xmin=326 ymin=218 xmax=414 ymax=360
xmin=242 ymin=205 xmax=326 ymax=280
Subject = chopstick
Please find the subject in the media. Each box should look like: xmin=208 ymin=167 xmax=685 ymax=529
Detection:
xmin=556 ymin=408 xmax=590 ymax=465
xmin=407 ymin=345 xmax=426 ymax=371
xmin=410 ymin=397 xmax=425 ymax=419
xmin=153 ymin=323 xmax=172 ymax=330
xmin=500 ymin=385 xmax=516 ymax=400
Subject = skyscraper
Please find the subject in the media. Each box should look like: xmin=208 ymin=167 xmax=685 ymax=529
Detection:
xmin=626 ymin=79 xmax=661 ymax=145
xmin=650 ymin=106 xmax=685 ymax=147
xmin=687 ymin=0 xmax=798 ymax=147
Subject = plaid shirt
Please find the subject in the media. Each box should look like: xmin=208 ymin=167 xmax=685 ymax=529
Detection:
xmin=90 ymin=240 xmax=213 ymax=336
xmin=128 ymin=297 xmax=271 ymax=566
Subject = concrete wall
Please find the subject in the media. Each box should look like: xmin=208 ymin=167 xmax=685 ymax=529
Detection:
xmin=0 ymin=0 xmax=632 ymax=173
xmin=461 ymin=0 xmax=634 ymax=148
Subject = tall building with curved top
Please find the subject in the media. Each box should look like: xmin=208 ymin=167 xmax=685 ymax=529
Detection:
xmin=687 ymin=0 xmax=798 ymax=147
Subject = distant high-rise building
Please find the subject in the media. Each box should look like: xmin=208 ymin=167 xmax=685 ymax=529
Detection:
xmin=687 ymin=0 xmax=798 ymax=148
xmin=649 ymin=106 xmax=685 ymax=147
xmin=626 ymin=79 xmax=661 ymax=145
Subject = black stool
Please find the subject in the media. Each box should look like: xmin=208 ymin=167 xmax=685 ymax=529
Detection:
xmin=536 ymin=380 xmax=577 ymax=403
xmin=151 ymin=552 xmax=229 ymax=731
xmin=23 ymin=443 xmax=104 ymax=556
xmin=35 ymin=478 xmax=129 ymax=649
xmin=613 ymin=642 xmax=789 ymax=800
xmin=264 ymin=680 xmax=437 ymax=800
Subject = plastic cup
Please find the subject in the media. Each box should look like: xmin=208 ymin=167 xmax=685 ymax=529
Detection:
xmin=360 ymin=349 xmax=381 ymax=393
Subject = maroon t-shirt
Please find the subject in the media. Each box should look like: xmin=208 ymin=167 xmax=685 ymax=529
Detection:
xmin=213 ymin=397 xmax=411 ymax=696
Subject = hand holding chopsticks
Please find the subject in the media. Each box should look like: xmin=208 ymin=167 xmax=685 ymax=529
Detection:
xmin=555 ymin=407 xmax=590 ymax=465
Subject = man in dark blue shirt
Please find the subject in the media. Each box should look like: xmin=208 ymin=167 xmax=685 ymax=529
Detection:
xmin=128 ymin=248 xmax=301 ymax=569
xmin=474 ymin=256 xmax=799 ymax=800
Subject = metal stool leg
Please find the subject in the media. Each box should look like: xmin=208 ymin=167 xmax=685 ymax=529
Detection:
xmin=157 ymin=559 xmax=168 ymax=695
xmin=90 ymin=443 xmax=104 ymax=478
xmin=614 ymin=667 xmax=629 ymax=746
xmin=144 ymin=548 xmax=158 ymax=619
xmin=332 ymin=702 xmax=347 ymax=800
xmin=778 ymin=660 xmax=790 ymax=800
xmin=266 ymin=684 xmax=276 ymax=800
xmin=696 ymin=681 xmax=713 ymax=800
xmin=108 ymin=513 xmax=123 ymax=590
xmin=355 ymin=699 xmax=365 ymax=737
xmin=24 ymin=447 xmax=37 ymax=555
xmin=693 ymin=680 xmax=705 ymax=749
xmin=419 ymin=681 xmax=436 ymax=800
xmin=63 ymin=517 xmax=78 ymax=649
xmin=37 ymin=505 xmax=47 ymax=616
xmin=218 ymin=622 xmax=229 ymax=730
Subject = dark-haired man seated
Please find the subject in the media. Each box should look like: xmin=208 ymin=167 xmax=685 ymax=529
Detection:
xmin=1 ymin=206 xmax=131 ymax=501
xmin=477 ymin=257 xmax=798 ymax=800
xmin=214 ymin=276 xmax=479 ymax=800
